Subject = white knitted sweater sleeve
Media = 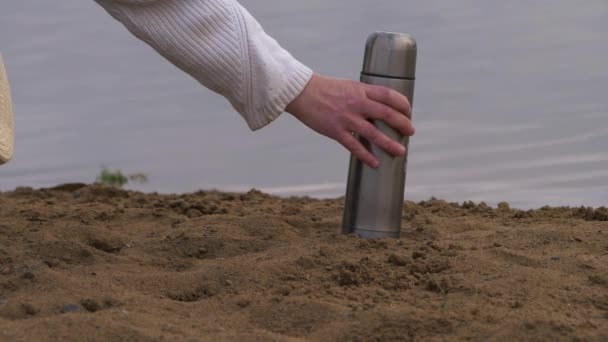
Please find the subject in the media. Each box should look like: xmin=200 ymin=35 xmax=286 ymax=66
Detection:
xmin=95 ymin=0 xmax=313 ymax=130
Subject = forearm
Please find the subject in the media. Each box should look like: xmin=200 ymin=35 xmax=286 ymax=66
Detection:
xmin=95 ymin=0 xmax=312 ymax=130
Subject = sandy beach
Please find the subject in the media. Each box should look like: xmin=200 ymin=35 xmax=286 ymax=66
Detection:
xmin=0 ymin=184 xmax=606 ymax=341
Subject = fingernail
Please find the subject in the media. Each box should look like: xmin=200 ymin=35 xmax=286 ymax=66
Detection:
xmin=398 ymin=145 xmax=406 ymax=155
xmin=372 ymin=160 xmax=380 ymax=168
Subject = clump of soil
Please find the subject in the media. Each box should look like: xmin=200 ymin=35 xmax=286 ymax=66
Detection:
xmin=0 ymin=184 xmax=606 ymax=341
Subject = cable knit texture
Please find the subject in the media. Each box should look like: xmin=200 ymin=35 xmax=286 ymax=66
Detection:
xmin=95 ymin=0 xmax=313 ymax=130
xmin=0 ymin=54 xmax=14 ymax=164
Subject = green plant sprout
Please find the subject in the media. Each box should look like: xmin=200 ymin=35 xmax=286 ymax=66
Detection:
xmin=95 ymin=167 xmax=148 ymax=188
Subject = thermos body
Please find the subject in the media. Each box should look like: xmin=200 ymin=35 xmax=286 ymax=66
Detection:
xmin=342 ymin=32 xmax=417 ymax=239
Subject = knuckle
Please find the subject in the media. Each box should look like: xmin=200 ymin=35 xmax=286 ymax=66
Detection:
xmin=345 ymin=94 xmax=360 ymax=108
xmin=372 ymin=133 xmax=386 ymax=147
xmin=378 ymin=87 xmax=392 ymax=101
xmin=379 ymin=136 xmax=393 ymax=150
xmin=350 ymin=80 xmax=365 ymax=90
xmin=397 ymin=115 xmax=409 ymax=130
xmin=343 ymin=89 xmax=362 ymax=106
xmin=341 ymin=114 xmax=358 ymax=128
xmin=345 ymin=97 xmax=365 ymax=112
xmin=349 ymin=79 xmax=362 ymax=88
xmin=349 ymin=142 xmax=366 ymax=156
xmin=361 ymin=123 xmax=377 ymax=139
xmin=350 ymin=118 xmax=364 ymax=130
xmin=356 ymin=146 xmax=371 ymax=157
xmin=355 ymin=146 xmax=367 ymax=157
xmin=379 ymin=107 xmax=393 ymax=120
xmin=331 ymin=125 xmax=345 ymax=137
xmin=338 ymin=132 xmax=354 ymax=146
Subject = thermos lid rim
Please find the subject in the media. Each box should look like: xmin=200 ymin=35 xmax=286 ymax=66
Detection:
xmin=360 ymin=71 xmax=415 ymax=81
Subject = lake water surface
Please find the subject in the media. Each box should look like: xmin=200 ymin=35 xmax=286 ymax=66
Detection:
xmin=1 ymin=1 xmax=607 ymax=208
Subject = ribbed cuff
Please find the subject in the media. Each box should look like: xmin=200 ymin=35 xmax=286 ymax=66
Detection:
xmin=246 ymin=62 xmax=313 ymax=131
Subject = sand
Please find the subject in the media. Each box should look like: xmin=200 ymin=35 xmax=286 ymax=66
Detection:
xmin=0 ymin=184 xmax=607 ymax=341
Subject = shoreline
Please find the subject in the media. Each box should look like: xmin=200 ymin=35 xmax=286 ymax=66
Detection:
xmin=4 ymin=182 xmax=608 ymax=212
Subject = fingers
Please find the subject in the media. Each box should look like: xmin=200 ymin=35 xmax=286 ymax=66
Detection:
xmin=286 ymin=74 xmax=413 ymax=169
xmin=362 ymin=100 xmax=415 ymax=136
xmin=365 ymin=85 xmax=411 ymax=118
xmin=350 ymin=119 xmax=406 ymax=157
xmin=338 ymin=132 xmax=379 ymax=168
xmin=337 ymin=117 xmax=407 ymax=168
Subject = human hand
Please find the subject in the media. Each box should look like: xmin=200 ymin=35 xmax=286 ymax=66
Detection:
xmin=286 ymin=73 xmax=415 ymax=168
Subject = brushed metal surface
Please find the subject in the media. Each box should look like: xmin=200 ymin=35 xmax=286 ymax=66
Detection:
xmin=342 ymin=32 xmax=417 ymax=239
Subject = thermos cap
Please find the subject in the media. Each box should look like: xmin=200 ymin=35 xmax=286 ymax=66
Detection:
xmin=362 ymin=32 xmax=417 ymax=80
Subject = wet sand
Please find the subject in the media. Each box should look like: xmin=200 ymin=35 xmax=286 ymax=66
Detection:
xmin=0 ymin=184 xmax=607 ymax=341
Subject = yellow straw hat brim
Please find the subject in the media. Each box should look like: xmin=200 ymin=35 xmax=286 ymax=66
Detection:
xmin=0 ymin=54 xmax=14 ymax=164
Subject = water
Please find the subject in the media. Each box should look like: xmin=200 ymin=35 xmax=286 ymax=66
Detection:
xmin=1 ymin=0 xmax=607 ymax=208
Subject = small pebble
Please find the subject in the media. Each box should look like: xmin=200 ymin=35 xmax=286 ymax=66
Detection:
xmin=22 ymin=272 xmax=35 ymax=280
xmin=0 ymin=266 xmax=14 ymax=276
xmin=295 ymin=257 xmax=315 ymax=269
xmin=236 ymin=299 xmax=251 ymax=308
xmin=43 ymin=259 xmax=60 ymax=268
xmin=61 ymin=304 xmax=83 ymax=313
xmin=22 ymin=303 xmax=39 ymax=315
xmin=274 ymin=287 xmax=290 ymax=296
xmin=412 ymin=251 xmax=425 ymax=259
xmin=388 ymin=254 xmax=411 ymax=266
xmin=81 ymin=299 xmax=100 ymax=312
xmin=186 ymin=209 xmax=202 ymax=218
xmin=589 ymin=275 xmax=608 ymax=286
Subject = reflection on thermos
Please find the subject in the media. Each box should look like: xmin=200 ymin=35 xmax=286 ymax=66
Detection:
xmin=342 ymin=32 xmax=417 ymax=239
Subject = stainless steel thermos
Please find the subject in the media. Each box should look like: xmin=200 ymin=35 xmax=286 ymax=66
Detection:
xmin=342 ymin=32 xmax=417 ymax=239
